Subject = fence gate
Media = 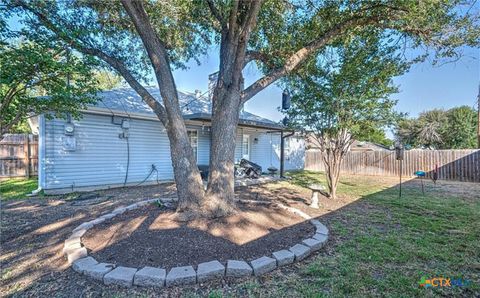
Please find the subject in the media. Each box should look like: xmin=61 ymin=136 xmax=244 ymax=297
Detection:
xmin=0 ymin=134 xmax=38 ymax=178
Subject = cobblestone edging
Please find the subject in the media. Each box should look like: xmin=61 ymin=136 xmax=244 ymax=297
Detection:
xmin=64 ymin=198 xmax=329 ymax=288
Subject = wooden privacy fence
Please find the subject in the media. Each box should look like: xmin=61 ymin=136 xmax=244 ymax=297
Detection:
xmin=305 ymin=149 xmax=480 ymax=182
xmin=0 ymin=134 xmax=38 ymax=178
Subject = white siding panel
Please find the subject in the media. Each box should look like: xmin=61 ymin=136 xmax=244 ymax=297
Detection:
xmin=234 ymin=129 xmax=243 ymax=163
xmin=44 ymin=112 xmax=304 ymax=191
xmin=250 ymin=132 xmax=281 ymax=171
xmin=284 ymin=136 xmax=305 ymax=170
xmin=45 ymin=113 xmax=174 ymax=190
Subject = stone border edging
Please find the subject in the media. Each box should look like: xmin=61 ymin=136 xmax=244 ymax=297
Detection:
xmin=64 ymin=198 xmax=329 ymax=288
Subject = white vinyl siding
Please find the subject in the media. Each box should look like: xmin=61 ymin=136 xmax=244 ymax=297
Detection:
xmin=187 ymin=130 xmax=198 ymax=163
xmin=44 ymin=113 xmax=173 ymax=190
xmin=249 ymin=132 xmax=281 ymax=171
xmin=192 ymin=126 xmax=210 ymax=165
xmin=41 ymin=112 xmax=303 ymax=192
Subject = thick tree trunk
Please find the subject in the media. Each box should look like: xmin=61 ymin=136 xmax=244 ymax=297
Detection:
xmin=203 ymin=88 xmax=241 ymax=217
xmin=164 ymin=117 xmax=205 ymax=216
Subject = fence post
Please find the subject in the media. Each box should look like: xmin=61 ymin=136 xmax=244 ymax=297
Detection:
xmin=24 ymin=134 xmax=30 ymax=178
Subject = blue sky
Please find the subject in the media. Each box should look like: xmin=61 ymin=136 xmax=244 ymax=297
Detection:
xmin=8 ymin=15 xmax=479 ymax=127
xmin=174 ymin=46 xmax=479 ymax=124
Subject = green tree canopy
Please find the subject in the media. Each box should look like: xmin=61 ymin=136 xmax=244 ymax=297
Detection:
xmin=0 ymin=39 xmax=99 ymax=136
xmin=286 ymin=32 xmax=404 ymax=140
xmin=285 ymin=32 xmax=405 ymax=198
xmin=396 ymin=106 xmax=478 ymax=149
xmin=93 ymin=70 xmax=125 ymax=91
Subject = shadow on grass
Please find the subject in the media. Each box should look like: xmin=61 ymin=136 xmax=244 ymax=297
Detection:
xmin=1 ymin=173 xmax=479 ymax=297
xmin=284 ymin=171 xmax=480 ymax=297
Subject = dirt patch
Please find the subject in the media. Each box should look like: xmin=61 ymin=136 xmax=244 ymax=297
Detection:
xmin=82 ymin=202 xmax=314 ymax=268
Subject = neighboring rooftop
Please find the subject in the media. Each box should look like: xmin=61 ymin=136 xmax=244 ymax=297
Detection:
xmin=91 ymin=87 xmax=282 ymax=130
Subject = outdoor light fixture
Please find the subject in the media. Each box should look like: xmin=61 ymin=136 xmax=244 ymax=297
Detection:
xmin=282 ymin=89 xmax=291 ymax=110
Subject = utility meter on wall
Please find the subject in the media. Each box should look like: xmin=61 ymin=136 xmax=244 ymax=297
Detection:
xmin=62 ymin=136 xmax=76 ymax=151
xmin=64 ymin=123 xmax=75 ymax=136
xmin=121 ymin=119 xmax=130 ymax=129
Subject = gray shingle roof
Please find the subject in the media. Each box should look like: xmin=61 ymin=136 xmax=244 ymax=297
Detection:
xmin=91 ymin=87 xmax=281 ymax=129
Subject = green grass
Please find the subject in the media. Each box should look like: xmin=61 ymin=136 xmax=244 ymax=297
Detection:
xmin=244 ymin=171 xmax=480 ymax=297
xmin=0 ymin=178 xmax=38 ymax=200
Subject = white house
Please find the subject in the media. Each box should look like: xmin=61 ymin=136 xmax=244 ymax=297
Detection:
xmin=34 ymin=87 xmax=305 ymax=194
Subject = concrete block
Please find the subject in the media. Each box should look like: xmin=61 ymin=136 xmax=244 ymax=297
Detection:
xmin=310 ymin=220 xmax=329 ymax=235
xmin=72 ymin=257 xmax=98 ymax=273
xmin=99 ymin=213 xmax=116 ymax=221
xmin=272 ymin=249 xmax=295 ymax=266
xmin=197 ymin=260 xmax=225 ymax=282
xmin=126 ymin=203 xmax=139 ymax=211
xmin=62 ymin=242 xmax=82 ymax=254
xmin=63 ymin=243 xmax=82 ymax=255
xmin=64 ymin=236 xmax=81 ymax=248
xmin=104 ymin=266 xmax=137 ymax=287
xmin=250 ymin=256 xmax=276 ymax=276
xmin=134 ymin=266 xmax=166 ymax=287
xmin=226 ymin=260 xmax=252 ymax=277
xmin=112 ymin=207 xmax=127 ymax=215
xmin=73 ymin=222 xmax=93 ymax=232
xmin=302 ymin=238 xmax=323 ymax=251
xmin=312 ymin=233 xmax=328 ymax=243
xmin=289 ymin=243 xmax=311 ymax=261
xmin=90 ymin=217 xmax=105 ymax=225
xmin=166 ymin=266 xmax=196 ymax=286
xmin=67 ymin=247 xmax=87 ymax=264
xmin=84 ymin=262 xmax=114 ymax=280
xmin=70 ymin=228 xmax=87 ymax=238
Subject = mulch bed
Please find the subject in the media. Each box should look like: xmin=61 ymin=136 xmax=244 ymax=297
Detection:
xmin=82 ymin=202 xmax=314 ymax=268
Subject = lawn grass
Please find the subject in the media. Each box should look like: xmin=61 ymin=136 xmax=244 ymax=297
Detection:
xmin=231 ymin=171 xmax=480 ymax=297
xmin=0 ymin=178 xmax=38 ymax=200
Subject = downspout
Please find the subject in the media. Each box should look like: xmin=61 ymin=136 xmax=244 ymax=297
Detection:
xmin=280 ymin=130 xmax=295 ymax=178
xmin=29 ymin=114 xmax=45 ymax=195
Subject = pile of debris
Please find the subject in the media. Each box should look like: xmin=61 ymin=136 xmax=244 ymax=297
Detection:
xmin=235 ymin=159 xmax=262 ymax=179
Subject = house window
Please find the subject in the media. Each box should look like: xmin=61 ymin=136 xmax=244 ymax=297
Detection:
xmin=242 ymin=134 xmax=250 ymax=160
xmin=187 ymin=130 xmax=198 ymax=162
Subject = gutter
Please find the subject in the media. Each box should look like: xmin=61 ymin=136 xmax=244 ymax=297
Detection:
xmin=28 ymin=114 xmax=45 ymax=196
xmin=280 ymin=130 xmax=295 ymax=178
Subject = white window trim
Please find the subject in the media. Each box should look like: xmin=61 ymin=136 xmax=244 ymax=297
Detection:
xmin=187 ymin=129 xmax=199 ymax=163
xmin=242 ymin=134 xmax=250 ymax=160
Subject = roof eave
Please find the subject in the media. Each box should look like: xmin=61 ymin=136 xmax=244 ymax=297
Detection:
xmin=184 ymin=113 xmax=284 ymax=130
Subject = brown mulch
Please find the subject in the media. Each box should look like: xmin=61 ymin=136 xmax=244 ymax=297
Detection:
xmin=0 ymin=178 xmax=381 ymax=297
xmin=82 ymin=202 xmax=314 ymax=268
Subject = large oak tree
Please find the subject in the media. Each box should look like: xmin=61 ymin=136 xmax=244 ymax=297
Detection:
xmin=7 ymin=0 xmax=479 ymax=218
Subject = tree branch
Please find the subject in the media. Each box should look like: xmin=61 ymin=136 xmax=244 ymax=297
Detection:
xmin=228 ymin=0 xmax=240 ymax=32
xmin=244 ymin=50 xmax=274 ymax=68
xmin=206 ymin=0 xmax=227 ymax=31
xmin=241 ymin=16 xmax=382 ymax=103
xmin=120 ymin=0 xmax=184 ymax=122
xmin=14 ymin=0 xmax=170 ymax=127
xmin=1 ymin=105 xmax=24 ymax=136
